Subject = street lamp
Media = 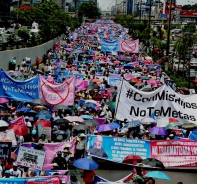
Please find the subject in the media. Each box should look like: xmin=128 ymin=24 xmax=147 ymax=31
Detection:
xmin=139 ymin=0 xmax=143 ymax=21
xmin=148 ymin=0 xmax=152 ymax=32
xmin=123 ymin=1 xmax=127 ymax=15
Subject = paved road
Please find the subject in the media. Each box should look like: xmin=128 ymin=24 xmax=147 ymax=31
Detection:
xmin=93 ymin=170 xmax=197 ymax=184
xmin=78 ymin=170 xmax=197 ymax=184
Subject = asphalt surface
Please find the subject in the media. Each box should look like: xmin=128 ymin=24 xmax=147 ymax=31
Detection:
xmin=77 ymin=170 xmax=197 ymax=184
xmin=93 ymin=170 xmax=197 ymax=184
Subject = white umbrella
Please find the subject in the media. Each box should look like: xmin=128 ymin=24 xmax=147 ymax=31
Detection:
xmin=141 ymin=117 xmax=156 ymax=124
xmin=0 ymin=120 xmax=9 ymax=127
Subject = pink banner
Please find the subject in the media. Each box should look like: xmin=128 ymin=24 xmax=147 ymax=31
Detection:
xmin=150 ymin=140 xmax=197 ymax=168
xmin=43 ymin=142 xmax=76 ymax=164
xmin=39 ymin=75 xmax=75 ymax=106
xmin=45 ymin=170 xmax=70 ymax=183
xmin=11 ymin=116 xmax=25 ymax=125
xmin=119 ymin=39 xmax=139 ymax=53
xmin=94 ymin=117 xmax=106 ymax=125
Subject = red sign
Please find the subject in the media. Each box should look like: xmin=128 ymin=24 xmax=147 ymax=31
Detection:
xmin=150 ymin=140 xmax=197 ymax=168
xmin=180 ymin=10 xmax=197 ymax=16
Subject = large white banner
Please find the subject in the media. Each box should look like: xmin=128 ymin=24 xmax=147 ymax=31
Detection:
xmin=116 ymin=80 xmax=197 ymax=124
xmin=16 ymin=146 xmax=46 ymax=170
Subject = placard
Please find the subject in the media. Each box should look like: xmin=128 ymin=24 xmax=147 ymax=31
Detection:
xmin=16 ymin=146 xmax=46 ymax=170
xmin=0 ymin=129 xmax=17 ymax=147
xmin=0 ymin=142 xmax=12 ymax=160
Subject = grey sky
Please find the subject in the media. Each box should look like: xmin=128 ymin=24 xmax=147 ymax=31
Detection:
xmin=98 ymin=0 xmax=195 ymax=11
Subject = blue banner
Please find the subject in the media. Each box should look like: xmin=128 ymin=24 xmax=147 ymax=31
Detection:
xmin=0 ymin=70 xmax=39 ymax=102
xmin=108 ymin=76 xmax=122 ymax=86
xmin=86 ymin=135 xmax=150 ymax=162
xmin=101 ymin=39 xmax=119 ymax=52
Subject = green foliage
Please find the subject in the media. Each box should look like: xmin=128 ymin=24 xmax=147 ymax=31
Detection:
xmin=182 ymin=23 xmax=196 ymax=33
xmin=16 ymin=28 xmax=30 ymax=43
xmin=10 ymin=0 xmax=81 ymax=42
xmin=77 ymin=1 xmax=101 ymax=19
xmin=182 ymin=4 xmax=197 ymax=10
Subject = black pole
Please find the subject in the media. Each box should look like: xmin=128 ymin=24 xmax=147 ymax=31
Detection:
xmin=139 ymin=0 xmax=142 ymax=21
xmin=166 ymin=0 xmax=172 ymax=56
xmin=148 ymin=0 xmax=152 ymax=32
xmin=115 ymin=79 xmax=124 ymax=116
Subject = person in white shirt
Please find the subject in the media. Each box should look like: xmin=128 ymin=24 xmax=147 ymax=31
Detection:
xmin=10 ymin=163 xmax=22 ymax=177
xmin=38 ymin=134 xmax=48 ymax=144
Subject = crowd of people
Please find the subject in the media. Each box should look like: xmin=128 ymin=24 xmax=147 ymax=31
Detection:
xmin=0 ymin=20 xmax=190 ymax=184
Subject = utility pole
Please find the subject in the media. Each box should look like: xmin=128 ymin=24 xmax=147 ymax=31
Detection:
xmin=166 ymin=0 xmax=172 ymax=56
xmin=148 ymin=0 xmax=152 ymax=32
xmin=139 ymin=0 xmax=142 ymax=21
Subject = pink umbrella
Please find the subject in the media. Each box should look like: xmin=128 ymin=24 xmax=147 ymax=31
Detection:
xmin=141 ymin=117 xmax=156 ymax=124
xmin=64 ymin=116 xmax=84 ymax=123
xmin=147 ymin=79 xmax=157 ymax=85
xmin=0 ymin=98 xmax=9 ymax=104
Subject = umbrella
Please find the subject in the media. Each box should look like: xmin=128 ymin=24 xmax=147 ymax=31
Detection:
xmin=145 ymin=171 xmax=171 ymax=180
xmin=53 ymin=130 xmax=67 ymax=135
xmin=141 ymin=158 xmax=165 ymax=169
xmin=122 ymin=155 xmax=143 ymax=164
xmin=141 ymin=117 xmax=156 ymax=124
xmin=64 ymin=116 xmax=84 ymax=123
xmin=80 ymin=115 xmax=93 ymax=120
xmin=16 ymin=107 xmax=30 ymax=113
xmin=54 ymin=105 xmax=68 ymax=110
xmin=73 ymin=125 xmax=89 ymax=131
xmin=109 ymin=122 xmax=120 ymax=129
xmin=89 ymin=148 xmax=108 ymax=158
xmin=165 ymin=123 xmax=181 ymax=130
xmin=92 ymin=79 xmax=101 ymax=83
xmin=37 ymin=115 xmax=47 ymax=120
xmin=123 ymin=120 xmax=141 ymax=128
xmin=82 ymin=119 xmax=99 ymax=127
xmin=33 ymin=105 xmax=48 ymax=111
xmin=31 ymin=99 xmax=47 ymax=105
xmin=149 ymin=127 xmax=168 ymax=135
xmin=0 ymin=120 xmax=9 ymax=127
xmin=181 ymin=123 xmax=197 ymax=129
xmin=54 ymin=119 xmax=70 ymax=124
xmin=65 ymin=170 xmax=81 ymax=176
xmin=8 ymin=125 xmax=28 ymax=136
xmin=36 ymin=110 xmax=52 ymax=120
xmin=24 ymin=110 xmax=37 ymax=116
xmin=124 ymin=64 xmax=134 ymax=70
xmin=96 ymin=124 xmax=115 ymax=132
xmin=73 ymin=158 xmax=98 ymax=170
xmin=132 ymin=73 xmax=141 ymax=78
xmin=34 ymin=120 xmax=51 ymax=127
xmin=169 ymin=117 xmax=179 ymax=123
xmin=0 ymin=112 xmax=11 ymax=116
xmin=86 ymin=84 xmax=99 ymax=90
xmin=0 ymin=98 xmax=9 ymax=104
xmin=141 ymin=76 xmax=151 ymax=80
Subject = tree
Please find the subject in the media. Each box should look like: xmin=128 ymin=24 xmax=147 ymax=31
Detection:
xmin=77 ymin=1 xmax=101 ymax=19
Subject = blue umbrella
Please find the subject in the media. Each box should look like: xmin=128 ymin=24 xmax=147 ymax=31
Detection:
xmin=36 ymin=110 xmax=52 ymax=120
xmin=123 ymin=120 xmax=141 ymax=128
xmin=37 ymin=115 xmax=46 ymax=120
xmin=145 ymin=171 xmax=171 ymax=180
xmin=73 ymin=158 xmax=98 ymax=170
xmin=109 ymin=122 xmax=120 ymax=129
xmin=80 ymin=115 xmax=93 ymax=120
xmin=149 ymin=127 xmax=168 ymax=135
xmin=16 ymin=107 xmax=30 ymax=113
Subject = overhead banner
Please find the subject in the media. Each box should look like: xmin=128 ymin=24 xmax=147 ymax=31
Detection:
xmin=39 ymin=75 xmax=75 ymax=106
xmin=108 ymin=76 xmax=122 ymax=87
xmin=0 ymin=70 xmax=39 ymax=101
xmin=119 ymin=39 xmax=139 ymax=53
xmin=150 ymin=140 xmax=197 ymax=168
xmin=16 ymin=146 xmax=46 ymax=170
xmin=116 ymin=80 xmax=197 ymax=123
xmin=86 ymin=135 xmax=150 ymax=162
xmin=101 ymin=39 xmax=119 ymax=52
xmin=0 ymin=176 xmax=60 ymax=184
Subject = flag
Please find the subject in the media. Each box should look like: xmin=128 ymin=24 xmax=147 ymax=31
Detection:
xmin=11 ymin=116 xmax=25 ymax=125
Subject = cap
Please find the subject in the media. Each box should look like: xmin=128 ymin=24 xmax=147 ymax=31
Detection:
xmin=63 ymin=149 xmax=70 ymax=153
xmin=169 ymin=134 xmax=174 ymax=137
xmin=13 ymin=162 xmax=18 ymax=166
xmin=32 ymin=130 xmax=37 ymax=135
xmin=25 ymin=116 xmax=29 ymax=120
xmin=79 ymin=133 xmax=86 ymax=138
xmin=52 ymin=163 xmax=59 ymax=167
xmin=5 ymin=170 xmax=10 ymax=174
xmin=57 ymin=151 xmax=62 ymax=154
